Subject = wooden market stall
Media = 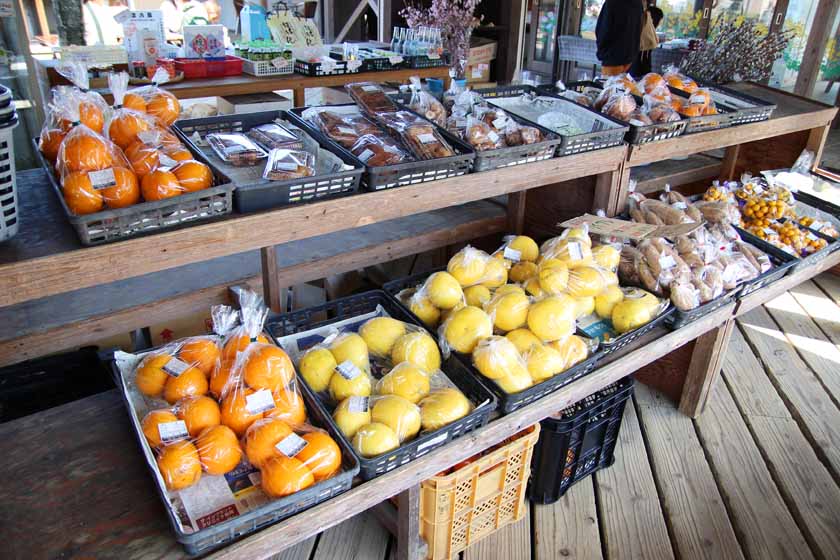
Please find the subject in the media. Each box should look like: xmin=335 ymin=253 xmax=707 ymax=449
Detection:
xmin=1 ymin=74 xmax=839 ymax=559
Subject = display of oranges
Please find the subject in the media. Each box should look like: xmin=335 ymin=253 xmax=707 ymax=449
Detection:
xmin=39 ymin=129 xmax=65 ymax=162
xmin=172 ymin=160 xmax=213 ymax=192
xmin=260 ymin=455 xmax=314 ymax=498
xmin=220 ymin=387 xmax=264 ymax=437
xmin=265 ymin=388 xmax=307 ymax=426
xmin=296 ymin=431 xmax=341 ymax=481
xmin=108 ymin=110 xmax=152 ymax=150
xmin=245 ymin=417 xmax=294 ymax=468
xmin=243 ymin=345 xmax=295 ymax=393
xmin=176 ymin=395 xmax=221 ymax=437
xmin=195 ymin=425 xmax=242 ymax=476
xmin=157 ymin=440 xmax=202 ymax=491
xmin=179 ymin=337 xmax=220 ymax=377
xmin=146 ymin=91 xmax=181 ymax=127
xmin=60 ymin=133 xmax=113 ymax=173
xmin=141 ymin=169 xmax=183 ymax=201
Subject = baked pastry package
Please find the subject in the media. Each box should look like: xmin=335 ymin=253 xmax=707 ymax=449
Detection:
xmin=302 ymin=108 xmax=382 ymax=148
xmin=601 ymin=92 xmax=637 ymax=122
xmin=206 ymin=133 xmax=268 ymax=167
xmin=262 ymin=149 xmax=316 ymax=181
xmin=641 ymin=95 xmax=681 ymax=124
xmin=407 ymin=76 xmax=447 ymax=128
xmin=374 ymin=110 xmax=456 ymax=160
xmin=351 ymin=134 xmax=411 ymax=167
xmin=463 ymin=114 xmax=505 ymax=151
xmin=346 ymin=82 xmax=399 ymax=116
xmin=248 ymin=122 xmax=304 ymax=151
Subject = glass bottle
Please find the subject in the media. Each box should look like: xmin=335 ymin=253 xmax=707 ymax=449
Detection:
xmin=391 ymin=27 xmax=402 ymax=54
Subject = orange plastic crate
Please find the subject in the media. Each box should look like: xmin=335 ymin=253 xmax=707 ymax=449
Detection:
xmin=419 ymin=424 xmax=540 ymax=560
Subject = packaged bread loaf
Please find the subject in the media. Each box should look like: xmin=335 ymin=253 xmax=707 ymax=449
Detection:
xmin=206 ymin=132 xmax=268 ymax=166
xmin=351 ymin=134 xmax=410 ymax=166
xmin=346 ymin=82 xmax=398 ymax=115
xmin=248 ymin=122 xmax=303 ymax=151
xmin=262 ymin=149 xmax=315 ymax=181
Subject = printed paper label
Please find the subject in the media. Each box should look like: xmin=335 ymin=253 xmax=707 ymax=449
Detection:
xmin=487 ymin=131 xmax=500 ymax=143
xmin=388 ymin=56 xmax=403 ymax=65
xmin=763 ymin=227 xmax=776 ymax=236
xmin=245 ymin=389 xmax=276 ymax=414
xmin=567 ymin=241 xmax=584 ymax=261
xmin=273 ymin=161 xmax=298 ymax=171
xmin=159 ymin=153 xmax=178 ymax=167
xmin=689 ymin=94 xmax=706 ymax=105
xmin=347 ymin=396 xmax=369 ymax=413
xmin=271 ymin=57 xmax=287 ymax=69
xmin=492 ymin=117 xmax=507 ymax=129
xmin=672 ymin=201 xmax=688 ymax=210
xmin=158 ymin=420 xmax=189 ymax=443
xmin=163 ymin=357 xmax=191 ymax=377
xmin=455 ymin=118 xmax=467 ymax=128
xmin=809 ymin=220 xmax=824 ymax=231
xmin=503 ymin=247 xmax=522 ymax=262
xmin=336 ymin=360 xmax=362 ymax=380
xmin=89 ymin=168 xmax=117 ymax=191
xmin=427 ymin=53 xmax=440 ymax=60
xmin=357 ymin=148 xmax=374 ymax=163
xmin=336 ymin=126 xmax=355 ymax=135
xmin=361 ymin=85 xmax=379 ymax=92
xmin=417 ymin=133 xmax=437 ymax=144
xmin=658 ymin=255 xmax=677 ymax=270
xmin=275 ymin=433 xmax=308 ymax=458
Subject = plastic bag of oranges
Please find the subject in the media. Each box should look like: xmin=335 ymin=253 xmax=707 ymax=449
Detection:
xmin=129 ymin=67 xmax=182 ymax=127
xmin=51 ymin=61 xmax=110 ymax=135
xmin=106 ymin=71 xmax=163 ymax=150
xmin=663 ymin=64 xmax=698 ymax=93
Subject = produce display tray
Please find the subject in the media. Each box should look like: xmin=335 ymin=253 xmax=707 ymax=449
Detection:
xmin=667 ymin=87 xmax=740 ymax=135
xmin=294 ymin=57 xmax=361 ymax=77
xmin=287 ymin=104 xmax=475 ymax=191
xmin=33 ymin=138 xmax=235 ymax=246
xmin=554 ymin=81 xmax=687 ymax=145
xmin=666 ymin=287 xmax=740 ymax=331
xmin=389 ymin=92 xmax=561 ymax=172
xmin=239 ymin=56 xmax=294 ymax=77
xmin=675 ymin=77 xmax=776 ymax=125
xmin=266 ymin=290 xmax=498 ymax=480
xmin=476 ymin=84 xmax=628 ymax=156
xmin=733 ymin=230 xmax=796 ymax=297
xmin=173 ymin=111 xmax=363 ymax=213
xmin=111 ymin=350 xmax=360 ymax=556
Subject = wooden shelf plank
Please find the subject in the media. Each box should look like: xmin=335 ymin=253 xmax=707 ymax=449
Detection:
xmin=630 ymin=153 xmax=722 ymax=195
xmin=463 ymin=515 xmax=531 ymax=560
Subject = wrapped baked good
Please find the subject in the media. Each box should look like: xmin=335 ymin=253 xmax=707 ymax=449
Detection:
xmin=262 ymin=149 xmax=315 ymax=181
xmin=602 ymin=93 xmax=637 ymax=122
xmin=505 ymin=124 xmax=543 ymax=146
xmin=644 ymin=100 xmax=681 ymax=123
xmin=464 ymin=115 xmax=505 ymax=151
xmin=376 ymin=111 xmax=456 ymax=160
xmin=305 ymin=109 xmax=381 ymax=148
xmin=346 ymin=82 xmax=398 ymax=115
xmin=627 ymin=110 xmax=654 ymax=126
xmin=407 ymin=76 xmax=447 ymax=128
xmin=206 ymin=133 xmax=268 ymax=166
xmin=664 ymin=65 xmax=698 ymax=93
xmin=639 ymin=73 xmax=666 ymax=94
xmin=562 ymin=90 xmax=593 ymax=107
xmin=351 ymin=134 xmax=410 ymax=167
xmin=248 ymin=123 xmax=303 ymax=151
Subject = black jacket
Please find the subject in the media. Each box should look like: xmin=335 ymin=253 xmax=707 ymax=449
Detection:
xmin=595 ymin=0 xmax=644 ymax=67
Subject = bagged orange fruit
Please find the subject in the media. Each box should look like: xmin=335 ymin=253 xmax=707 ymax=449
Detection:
xmin=130 ymin=68 xmax=181 ymax=127
xmin=106 ymin=72 xmax=157 ymax=150
xmin=172 ymin=160 xmax=213 ymax=192
xmin=220 ymin=289 xmax=270 ymax=361
xmin=51 ymin=62 xmax=109 ymax=134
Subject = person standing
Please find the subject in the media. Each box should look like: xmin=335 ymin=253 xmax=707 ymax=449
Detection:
xmin=595 ymin=0 xmax=644 ymax=76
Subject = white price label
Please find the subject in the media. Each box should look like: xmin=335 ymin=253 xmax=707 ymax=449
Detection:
xmin=361 ymin=85 xmax=379 ymax=92
xmin=388 ymin=56 xmax=404 ymax=65
xmin=455 ymin=118 xmax=467 ymax=128
xmin=487 ymin=130 xmax=500 ymax=143
xmin=162 ymin=357 xmax=191 ymax=377
xmin=347 ymin=395 xmax=369 ymax=413
xmin=471 ymin=67 xmax=483 ymax=79
xmin=336 ymin=360 xmax=362 ymax=380
xmin=159 ymin=153 xmax=178 ymax=167
xmin=273 ymin=161 xmax=299 ymax=171
xmin=427 ymin=53 xmax=440 ymax=60
xmin=492 ymin=117 xmax=507 ymax=129
xmin=347 ymin=60 xmax=363 ymax=71
xmin=658 ymin=255 xmax=677 ymax=270
xmin=417 ymin=133 xmax=437 ymax=144
xmin=809 ymin=220 xmax=824 ymax=231
xmin=89 ymin=168 xmax=117 ymax=191
xmin=503 ymin=247 xmax=522 ymax=262
xmin=629 ymin=119 xmax=646 ymax=126
xmin=275 ymin=433 xmax=308 ymax=458
xmin=763 ymin=227 xmax=776 ymax=236
xmin=158 ymin=420 xmax=189 ymax=443
xmin=689 ymin=94 xmax=706 ymax=105
xmin=271 ymin=56 xmax=287 ymax=69
xmin=567 ymin=241 xmax=584 ymax=261
xmin=336 ymin=126 xmax=355 ymax=135
xmin=245 ymin=389 xmax=276 ymax=414
xmin=672 ymin=201 xmax=688 ymax=210
xmin=357 ymin=148 xmax=374 ymax=163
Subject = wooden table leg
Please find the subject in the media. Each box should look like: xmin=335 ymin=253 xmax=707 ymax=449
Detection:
xmin=293 ymin=87 xmax=306 ymax=107
xmin=719 ymin=145 xmax=741 ymax=181
xmin=678 ymin=318 xmax=735 ymax=418
xmin=260 ymin=246 xmax=283 ymax=312
xmin=507 ymin=192 xmax=527 ymax=234
xmin=396 ymin=485 xmax=422 ymax=560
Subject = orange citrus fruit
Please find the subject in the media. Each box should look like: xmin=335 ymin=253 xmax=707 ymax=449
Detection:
xmin=141 ymin=169 xmax=183 ymax=201
xmin=222 ymin=333 xmax=270 ymax=361
xmin=265 ymin=388 xmax=307 ymax=426
xmin=146 ymin=91 xmax=180 ymax=127
xmin=135 ymin=353 xmax=173 ymax=398
xmin=260 ymin=455 xmax=314 ymax=498
xmin=157 ymin=440 xmax=202 ymax=491
xmin=100 ymin=167 xmax=141 ymax=209
xmin=172 ymin=160 xmax=213 ymax=192
xmin=210 ymin=359 xmax=235 ymax=400
xmin=141 ymin=409 xmax=180 ymax=447
xmin=220 ymin=387 xmax=264 ymax=437
xmin=62 ymin=172 xmax=104 ymax=215
xmin=123 ymin=92 xmax=147 ymax=113
xmin=244 ymin=417 xmax=293 ymax=468
xmin=39 ymin=129 xmax=65 ymax=162
xmin=296 ymin=431 xmax=341 ymax=481
xmin=79 ymin=101 xmax=104 ymax=134
xmin=179 ymin=338 xmax=220 ymax=376
xmin=109 ymin=110 xmax=152 ymax=150
xmin=176 ymin=395 xmax=221 ymax=437
xmin=166 ymin=147 xmax=193 ymax=161
xmin=60 ymin=133 xmax=112 ymax=173
xmin=163 ymin=366 xmax=209 ymax=404
xmin=196 ymin=425 xmax=242 ymax=475
xmin=243 ymin=345 xmax=295 ymax=393
xmin=125 ymin=139 xmax=160 ymax=177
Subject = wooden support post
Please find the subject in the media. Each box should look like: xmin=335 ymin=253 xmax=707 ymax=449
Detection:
xmin=293 ymin=87 xmax=306 ymax=108
xmin=260 ymin=246 xmax=283 ymax=312
xmin=719 ymin=144 xmax=741 ymax=181
xmin=806 ymin=125 xmax=831 ymax=168
xmin=507 ymin=192 xmax=527 ymax=234
xmin=602 ymin=160 xmax=631 ymax=217
xmin=678 ymin=319 xmax=735 ymax=417
xmin=370 ymin=500 xmax=398 ymax=536
xmin=793 ymin=0 xmax=840 ymax=98
xmin=396 ymin=485 xmax=421 ymax=560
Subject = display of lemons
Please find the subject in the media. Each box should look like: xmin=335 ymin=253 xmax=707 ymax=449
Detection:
xmin=163 ymin=366 xmax=209 ymax=404
xmin=299 ymin=347 xmax=337 ymax=393
xmin=495 ymin=284 xmax=527 ymax=297
xmin=464 ymin=285 xmax=492 ymax=307
xmin=525 ymin=344 xmax=565 ymax=381
xmin=494 ymin=368 xmax=534 ymax=393
xmin=439 ymin=303 xmax=465 ymax=325
xmin=245 ymin=417 xmax=293 ymax=468
xmin=480 ymin=258 xmax=508 ymax=289
xmin=611 ymin=290 xmax=659 ymax=333
xmin=352 ymin=422 xmax=400 ymax=457
xmin=567 ymin=266 xmax=608 ymax=298
xmin=243 ymin=345 xmax=295 ymax=393
xmin=509 ymin=261 xmax=538 ymax=283
xmin=157 ymin=440 xmax=202 ymax=491
xmin=507 ymin=235 xmax=539 ymax=262
xmin=195 ymin=425 xmax=242 ymax=476
xmin=359 ymin=317 xmax=406 ymax=356
xmin=472 ymin=336 xmax=528 ymax=380
xmin=391 ymin=332 xmax=442 ymax=373
xmin=409 ymin=293 xmax=441 ymax=328
xmin=527 ymin=295 xmax=577 ymax=342
xmin=595 ymin=285 xmax=624 ymax=319
xmin=537 ymin=259 xmax=569 ymax=295
xmin=592 ymin=245 xmax=621 ymax=271
xmin=328 ymin=366 xmax=372 ymax=402
xmin=505 ymin=328 xmax=542 ymax=354
xmin=176 ymin=395 xmax=221 ymax=437
xmin=142 ymin=409 xmax=180 ymax=448
xmin=549 ymin=335 xmax=589 ymax=369
xmin=372 ymin=395 xmax=422 ymax=442
xmin=376 ymin=362 xmax=431 ymax=403
xmin=296 ymin=431 xmax=341 ymax=481
xmin=523 ymin=276 xmax=544 ymax=297
xmin=485 ymin=292 xmax=530 ymax=332
xmin=424 ymin=271 xmax=464 ymax=309
xmin=333 ymin=396 xmax=372 ymax=438
xmin=135 ymin=353 xmax=172 ymax=398
xmin=329 ymin=333 xmax=369 ymax=372
xmin=447 ymin=246 xmax=489 ymax=286
xmin=572 ymin=296 xmax=595 ymax=319
xmin=443 ymin=306 xmax=493 ymax=354
xmin=260 ymin=455 xmax=314 ymax=498
xmin=419 ymin=388 xmax=472 ymax=431
xmin=540 ymin=237 xmax=593 ymax=265
xmin=604 ymin=270 xmax=619 ymax=287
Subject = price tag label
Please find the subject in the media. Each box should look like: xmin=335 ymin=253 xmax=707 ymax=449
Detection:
xmin=347 ymin=396 xmax=369 ymax=413
xmin=658 ymin=255 xmax=677 ymax=270
xmin=89 ymin=168 xmax=117 ymax=191
xmin=417 ymin=133 xmax=437 ymax=144
xmin=672 ymin=201 xmax=688 ymax=210
xmin=427 ymin=53 xmax=440 ymax=60
xmin=629 ymin=118 xmax=646 ymax=126
xmin=388 ymin=56 xmax=403 ymax=65
xmin=492 ymin=117 xmax=508 ymax=129
xmin=347 ymin=60 xmax=363 ymax=71
xmin=163 ymin=357 xmax=191 ymax=377
xmin=336 ymin=360 xmax=362 ymax=381
xmin=357 ymin=149 xmax=374 ymax=163
xmin=809 ymin=220 xmax=824 ymax=231
xmin=245 ymin=389 xmax=276 ymax=414
xmin=336 ymin=126 xmax=355 ymax=135
xmin=273 ymin=161 xmax=299 ymax=171
xmin=271 ymin=56 xmax=287 ymax=69
xmin=455 ymin=118 xmax=467 ymax=128
xmin=158 ymin=420 xmax=189 ymax=443
xmin=763 ymin=227 xmax=776 ymax=237
xmin=275 ymin=433 xmax=308 ymax=458
xmin=159 ymin=152 xmax=178 ymax=167
xmin=567 ymin=241 xmax=584 ymax=261
xmin=487 ymin=130 xmax=500 ymax=143
xmin=503 ymin=247 xmax=521 ymax=262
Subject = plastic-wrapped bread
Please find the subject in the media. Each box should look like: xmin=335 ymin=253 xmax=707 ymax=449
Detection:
xmin=262 ymin=149 xmax=315 ymax=181
xmin=206 ymin=133 xmax=268 ymax=166
xmin=351 ymin=134 xmax=410 ymax=167
xmin=464 ymin=115 xmax=505 ymax=151
xmin=345 ymin=82 xmax=398 ymax=115
xmin=248 ymin=122 xmax=303 ymax=151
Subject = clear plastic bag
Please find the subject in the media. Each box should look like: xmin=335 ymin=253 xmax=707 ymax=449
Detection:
xmin=642 ymin=95 xmax=681 ymax=123
xmin=440 ymin=305 xmax=494 ymax=355
xmin=303 ymin=108 xmax=381 ymax=148
xmin=408 ymin=76 xmax=447 ymax=127
xmin=663 ymin=64 xmax=698 ymax=93
xmin=610 ymin=287 xmax=667 ymax=333
xmin=526 ymin=334 xmax=596 ymax=381
xmin=129 ymin=67 xmax=182 ymax=127
xmin=526 ymin=294 xmax=577 ymax=342
xmin=263 ymin=148 xmax=316 ymax=181
xmin=472 ymin=335 xmax=532 ymax=393
xmin=52 ymin=61 xmax=110 ymax=135
xmin=447 ymin=245 xmax=494 ymax=287
xmin=638 ymin=72 xmax=666 ymax=94
xmin=350 ymin=133 xmax=410 ymax=166
xmin=346 ymin=81 xmax=398 ymax=115
xmin=463 ymin=114 xmax=505 ymax=151
xmin=375 ymin=110 xmax=456 ymax=160
xmin=248 ymin=122 xmax=304 ymax=151
xmin=601 ymin=92 xmax=638 ymax=121
xmin=106 ymin=72 xmax=161 ymax=150
xmin=484 ymin=289 xmax=531 ymax=332
xmin=207 ymin=132 xmax=268 ymax=166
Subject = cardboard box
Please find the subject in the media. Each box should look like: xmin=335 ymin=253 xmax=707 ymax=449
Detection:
xmin=466 ymin=61 xmax=491 ymax=83
xmin=183 ymin=24 xmax=226 ymax=58
xmin=468 ymin=36 xmax=497 ymax=65
xmin=217 ymin=92 xmax=292 ymax=114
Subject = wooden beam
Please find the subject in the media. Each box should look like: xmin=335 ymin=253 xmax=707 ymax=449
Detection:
xmin=678 ymin=319 xmax=735 ymax=417
xmin=260 ymin=246 xmax=283 ymax=312
xmin=34 ymin=0 xmax=50 ymax=35
xmin=335 ymin=0 xmax=368 ymax=43
xmin=806 ymin=125 xmax=830 ymax=169
xmin=793 ymin=0 xmax=840 ymax=98
xmin=377 ymin=0 xmax=391 ymax=42
xmin=396 ymin=486 xmax=421 ymax=560
xmin=719 ymin=145 xmax=740 ymax=181
xmin=507 ymin=192 xmax=527 ymax=234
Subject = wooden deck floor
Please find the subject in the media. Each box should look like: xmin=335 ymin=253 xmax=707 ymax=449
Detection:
xmin=267 ymin=272 xmax=840 ymax=560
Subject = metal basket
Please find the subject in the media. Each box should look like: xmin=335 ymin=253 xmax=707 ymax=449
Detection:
xmin=287 ymin=105 xmax=475 ymax=191
xmin=33 ymin=139 xmax=234 ymax=246
xmin=239 ymin=56 xmax=294 ymax=77
xmin=173 ymin=111 xmax=363 ymax=213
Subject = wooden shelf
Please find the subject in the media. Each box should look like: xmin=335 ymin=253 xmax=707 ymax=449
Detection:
xmin=631 ymin=153 xmax=722 ymax=194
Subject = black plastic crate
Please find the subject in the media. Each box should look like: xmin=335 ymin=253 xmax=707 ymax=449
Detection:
xmin=287 ymin=105 xmax=474 ymax=191
xmin=266 ymin=290 xmax=497 ymax=480
xmin=112 ymin=351 xmax=359 ymax=556
xmin=404 ymin=53 xmax=450 ymax=68
xmin=476 ymin=84 xmax=628 ymax=156
xmin=294 ymin=57 xmax=361 ymax=77
xmin=0 ymin=347 xmax=113 ymax=422
xmin=528 ymin=377 xmax=633 ymax=503
xmin=672 ymin=77 xmax=776 ymax=125
xmin=172 ymin=111 xmax=363 ymax=213
xmin=733 ymin=228 xmax=797 ymax=297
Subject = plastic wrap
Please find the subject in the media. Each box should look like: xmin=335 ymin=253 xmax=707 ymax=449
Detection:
xmin=53 ymin=62 xmax=110 ymax=134
xmin=642 ymin=95 xmax=681 ymax=123
xmin=494 ymin=235 xmax=540 ymax=263
xmin=440 ymin=305 xmax=493 ymax=355
xmin=447 ymin=245 xmax=494 ymax=287
xmin=130 ymin=67 xmax=182 ymax=127
xmin=664 ymin=65 xmax=698 ymax=93
xmin=484 ymin=289 xmax=531 ymax=332
xmin=471 ymin=335 xmax=532 ymax=393
xmin=263 ymin=148 xmax=316 ymax=181
xmin=407 ymin=76 xmax=447 ymax=127
xmin=350 ymin=133 xmax=410 ymax=166
xmin=601 ymin=92 xmax=637 ymax=121
xmin=106 ymin=72 xmax=159 ymax=150
xmin=610 ymin=288 xmax=667 ymax=333
xmin=248 ymin=122 xmax=304 ymax=151
xmin=345 ymin=82 xmax=399 ymax=115
xmin=463 ymin=114 xmax=506 ymax=151
xmin=374 ymin=110 xmax=456 ymax=160
xmin=638 ymin=72 xmax=666 ymax=94
xmin=206 ymin=132 xmax=268 ymax=166
xmin=303 ymin=108 xmax=381 ymax=148
xmin=526 ymin=294 xmax=577 ymax=342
